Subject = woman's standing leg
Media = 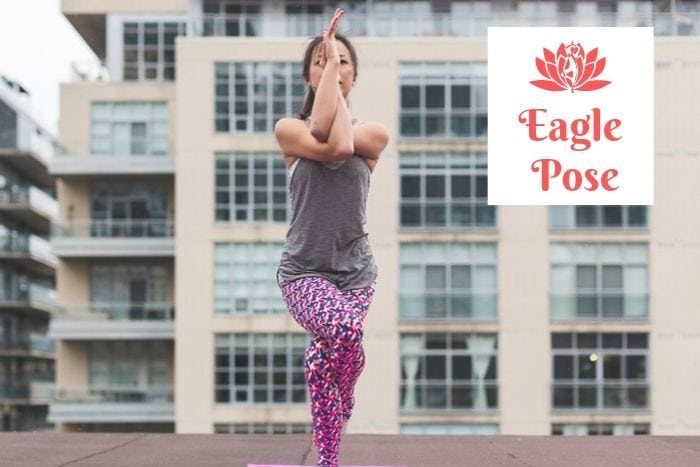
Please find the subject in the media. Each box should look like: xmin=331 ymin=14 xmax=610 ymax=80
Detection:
xmin=280 ymin=276 xmax=368 ymax=466
xmin=338 ymin=285 xmax=375 ymax=423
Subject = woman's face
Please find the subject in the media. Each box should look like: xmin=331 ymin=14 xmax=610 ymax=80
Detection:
xmin=308 ymin=40 xmax=355 ymax=99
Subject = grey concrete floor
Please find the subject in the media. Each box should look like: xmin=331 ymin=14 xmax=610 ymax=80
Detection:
xmin=0 ymin=433 xmax=699 ymax=467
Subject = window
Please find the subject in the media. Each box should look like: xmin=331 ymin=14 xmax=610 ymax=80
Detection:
xmin=214 ymin=423 xmax=311 ymax=434
xmin=202 ymin=0 xmax=261 ymax=36
xmin=400 ymin=243 xmax=497 ymax=320
xmin=89 ymin=341 xmax=171 ymax=389
xmin=400 ymin=333 xmax=497 ymax=411
xmin=550 ymin=243 xmax=649 ymax=320
xmin=400 ymin=152 xmax=494 ymax=228
xmin=214 ymin=333 xmax=308 ymax=404
xmin=551 ymin=332 xmax=649 ymax=410
xmin=123 ymin=21 xmax=186 ymax=81
xmin=90 ymin=264 xmax=171 ymax=320
xmin=550 ymin=206 xmax=648 ymax=229
xmin=214 ymin=62 xmax=304 ymax=133
xmin=552 ymin=423 xmax=650 ymax=435
xmin=286 ymin=0 xmax=325 ymax=36
xmin=400 ymin=62 xmax=486 ymax=138
xmin=91 ymin=102 xmax=169 ymax=156
xmin=214 ymin=243 xmax=286 ymax=315
xmin=214 ymin=153 xmax=288 ymax=223
xmin=400 ymin=423 xmax=499 ymax=434
xmin=90 ymin=180 xmax=169 ymax=237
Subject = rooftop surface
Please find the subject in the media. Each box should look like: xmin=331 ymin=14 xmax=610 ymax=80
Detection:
xmin=1 ymin=433 xmax=699 ymax=467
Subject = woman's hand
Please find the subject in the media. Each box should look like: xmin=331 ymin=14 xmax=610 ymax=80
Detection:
xmin=323 ymin=8 xmax=343 ymax=65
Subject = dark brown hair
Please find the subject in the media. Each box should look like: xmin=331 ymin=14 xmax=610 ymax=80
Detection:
xmin=298 ymin=33 xmax=358 ymax=120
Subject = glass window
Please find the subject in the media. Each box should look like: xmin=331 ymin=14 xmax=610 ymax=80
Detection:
xmin=551 ymin=332 xmax=649 ymax=411
xmin=399 ymin=62 xmax=486 ymax=138
xmin=90 ymin=102 xmax=169 ymax=156
xmin=400 ymin=243 xmax=497 ymax=320
xmin=214 ymin=153 xmax=288 ymax=223
xmin=550 ymin=206 xmax=648 ymax=229
xmin=122 ymin=21 xmax=186 ymax=81
xmin=550 ymin=243 xmax=649 ymax=320
xmin=399 ymin=152 xmax=494 ymax=228
xmin=214 ymin=333 xmax=307 ymax=404
xmin=215 ymin=62 xmax=303 ymax=133
xmin=214 ymin=243 xmax=286 ymax=315
xmin=400 ymin=333 xmax=497 ymax=411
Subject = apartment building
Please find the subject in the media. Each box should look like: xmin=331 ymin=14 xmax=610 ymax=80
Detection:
xmin=0 ymin=76 xmax=58 ymax=431
xmin=50 ymin=0 xmax=700 ymax=436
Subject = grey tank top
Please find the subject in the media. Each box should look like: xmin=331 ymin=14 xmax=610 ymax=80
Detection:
xmin=276 ymin=150 xmax=377 ymax=291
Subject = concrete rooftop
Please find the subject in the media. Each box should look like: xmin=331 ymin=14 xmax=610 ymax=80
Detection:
xmin=1 ymin=433 xmax=699 ymax=467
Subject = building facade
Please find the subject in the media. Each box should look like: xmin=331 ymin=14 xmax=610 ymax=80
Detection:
xmin=51 ymin=0 xmax=700 ymax=436
xmin=0 ymin=75 xmax=58 ymax=431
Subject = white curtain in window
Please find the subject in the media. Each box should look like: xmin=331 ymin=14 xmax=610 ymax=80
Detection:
xmin=466 ymin=334 xmax=495 ymax=410
xmin=401 ymin=335 xmax=422 ymax=409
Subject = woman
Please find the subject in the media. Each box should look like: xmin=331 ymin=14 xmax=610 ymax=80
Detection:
xmin=274 ymin=8 xmax=389 ymax=467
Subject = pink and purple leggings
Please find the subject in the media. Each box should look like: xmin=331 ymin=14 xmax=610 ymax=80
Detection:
xmin=279 ymin=275 xmax=375 ymax=467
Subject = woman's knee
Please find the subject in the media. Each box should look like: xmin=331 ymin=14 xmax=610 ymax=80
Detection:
xmin=334 ymin=315 xmax=364 ymax=347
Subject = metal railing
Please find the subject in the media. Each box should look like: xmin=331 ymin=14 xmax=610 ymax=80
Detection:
xmin=0 ymin=186 xmax=58 ymax=218
xmin=0 ymin=283 xmax=56 ymax=306
xmin=188 ymin=12 xmax=700 ymax=38
xmin=54 ymin=301 xmax=175 ymax=321
xmin=51 ymin=219 xmax=175 ymax=238
xmin=51 ymin=385 xmax=174 ymax=403
xmin=0 ymin=333 xmax=55 ymax=353
xmin=0 ymin=233 xmax=56 ymax=262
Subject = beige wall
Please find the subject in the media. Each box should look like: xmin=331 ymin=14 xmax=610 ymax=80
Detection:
xmin=62 ymin=0 xmax=187 ymax=15
xmin=649 ymin=39 xmax=700 ymax=434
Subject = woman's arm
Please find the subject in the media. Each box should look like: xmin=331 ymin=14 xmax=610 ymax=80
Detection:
xmin=309 ymin=10 xmax=343 ymax=141
xmin=353 ymin=122 xmax=389 ymax=160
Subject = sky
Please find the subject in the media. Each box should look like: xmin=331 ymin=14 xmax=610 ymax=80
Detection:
xmin=0 ymin=0 xmax=97 ymax=135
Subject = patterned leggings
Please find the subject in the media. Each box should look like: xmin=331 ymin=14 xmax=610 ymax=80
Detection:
xmin=279 ymin=276 xmax=375 ymax=467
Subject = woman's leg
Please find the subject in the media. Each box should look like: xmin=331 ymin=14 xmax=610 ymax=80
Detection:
xmin=280 ymin=276 xmax=367 ymax=466
xmin=338 ymin=285 xmax=375 ymax=423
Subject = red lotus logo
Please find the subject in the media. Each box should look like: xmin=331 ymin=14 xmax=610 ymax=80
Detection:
xmin=530 ymin=42 xmax=611 ymax=93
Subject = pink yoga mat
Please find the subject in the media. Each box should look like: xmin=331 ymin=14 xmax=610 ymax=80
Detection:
xmin=248 ymin=465 xmax=406 ymax=467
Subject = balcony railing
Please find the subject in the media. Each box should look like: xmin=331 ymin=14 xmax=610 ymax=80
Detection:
xmin=0 ymin=379 xmax=53 ymax=400
xmin=188 ymin=12 xmax=700 ymax=38
xmin=51 ymin=385 xmax=174 ymax=404
xmin=51 ymin=219 xmax=175 ymax=238
xmin=0 ymin=119 xmax=56 ymax=166
xmin=55 ymin=302 xmax=175 ymax=321
xmin=0 ymin=233 xmax=57 ymax=263
xmin=0 ymin=186 xmax=58 ymax=219
xmin=0 ymin=333 xmax=55 ymax=353
xmin=0 ymin=283 xmax=56 ymax=307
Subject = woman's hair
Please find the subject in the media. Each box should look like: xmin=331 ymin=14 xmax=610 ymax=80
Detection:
xmin=298 ymin=33 xmax=358 ymax=120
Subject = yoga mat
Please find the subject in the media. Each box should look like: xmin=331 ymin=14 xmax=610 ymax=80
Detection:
xmin=248 ymin=465 xmax=407 ymax=467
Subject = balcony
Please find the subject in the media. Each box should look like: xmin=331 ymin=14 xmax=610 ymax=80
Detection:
xmin=49 ymin=302 xmax=175 ymax=340
xmin=188 ymin=12 xmax=700 ymax=38
xmin=48 ymin=385 xmax=175 ymax=424
xmin=0 ymin=379 xmax=54 ymax=405
xmin=51 ymin=219 xmax=175 ymax=258
xmin=0 ymin=187 xmax=59 ymax=234
xmin=0 ymin=283 xmax=57 ymax=315
xmin=0 ymin=233 xmax=58 ymax=276
xmin=0 ymin=333 xmax=56 ymax=357
xmin=0 ymin=123 xmax=57 ymax=190
xmin=50 ymin=154 xmax=175 ymax=177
